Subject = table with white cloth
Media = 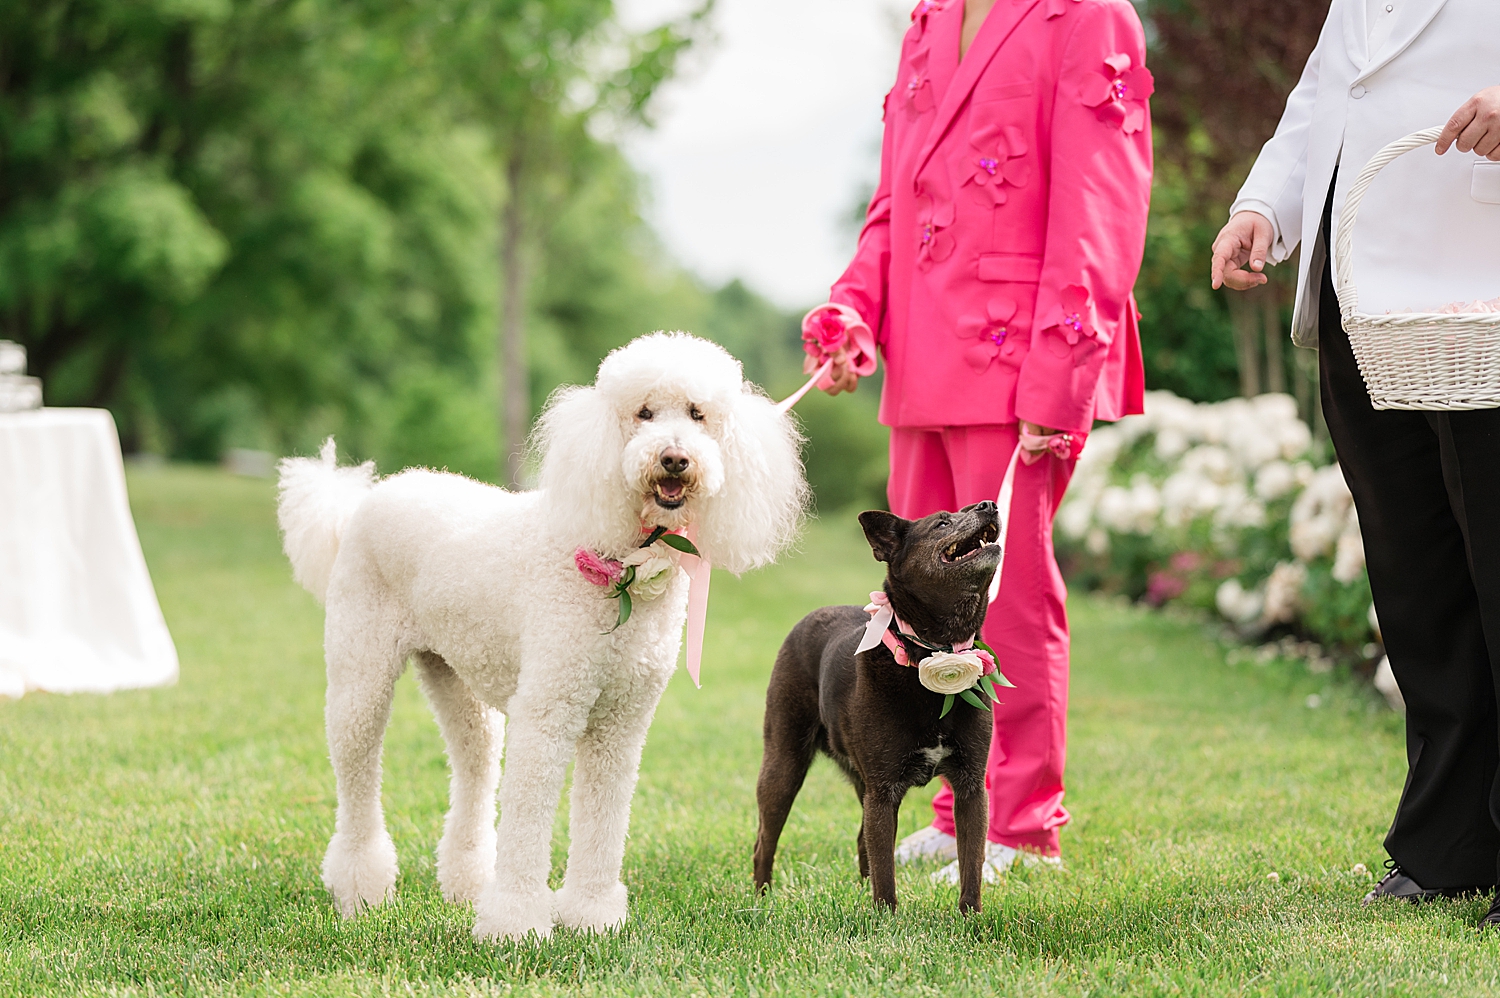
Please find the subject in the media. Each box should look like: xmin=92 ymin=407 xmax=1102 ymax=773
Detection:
xmin=0 ymin=408 xmax=178 ymax=699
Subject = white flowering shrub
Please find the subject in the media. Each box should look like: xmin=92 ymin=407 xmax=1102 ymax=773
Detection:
xmin=1058 ymin=391 xmax=1377 ymax=654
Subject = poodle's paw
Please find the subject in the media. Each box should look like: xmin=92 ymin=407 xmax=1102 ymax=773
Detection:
xmin=552 ymin=881 xmax=629 ymax=933
xmin=473 ymin=886 xmax=554 ymax=943
xmin=321 ymin=831 xmax=398 ymax=917
xmin=436 ymin=830 xmax=497 ymax=904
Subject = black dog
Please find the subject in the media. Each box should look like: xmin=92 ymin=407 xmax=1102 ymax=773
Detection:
xmin=753 ymin=502 xmax=1002 ymax=913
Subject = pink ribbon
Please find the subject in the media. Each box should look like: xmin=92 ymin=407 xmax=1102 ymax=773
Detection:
xmin=1018 ymin=428 xmax=1073 ymax=465
xmin=856 ymin=591 xmax=995 ymax=675
xmin=681 ymin=522 xmax=711 ymax=688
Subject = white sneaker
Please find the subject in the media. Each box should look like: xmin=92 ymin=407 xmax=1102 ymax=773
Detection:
xmin=894 ymin=826 xmax=958 ymax=864
xmin=930 ymin=843 xmax=1063 ymax=884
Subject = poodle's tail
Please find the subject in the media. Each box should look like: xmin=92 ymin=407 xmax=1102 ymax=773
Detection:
xmin=276 ymin=437 xmax=376 ymax=604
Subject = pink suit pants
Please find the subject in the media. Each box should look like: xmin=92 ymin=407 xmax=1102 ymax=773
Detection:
xmin=887 ymin=423 xmax=1080 ymax=856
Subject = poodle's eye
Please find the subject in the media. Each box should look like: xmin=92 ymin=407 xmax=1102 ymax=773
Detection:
xmin=689 ymin=405 xmax=705 ymax=423
xmin=637 ymin=407 xmax=653 ymax=421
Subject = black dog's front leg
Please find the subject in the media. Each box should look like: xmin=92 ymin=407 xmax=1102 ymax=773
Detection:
xmin=951 ymin=782 xmax=988 ymax=914
xmin=862 ymin=788 xmax=900 ymax=910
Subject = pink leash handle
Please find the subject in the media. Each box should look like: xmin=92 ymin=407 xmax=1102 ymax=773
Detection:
xmin=988 ymin=443 xmax=1023 ymax=606
xmin=774 ymin=358 xmax=834 ymax=416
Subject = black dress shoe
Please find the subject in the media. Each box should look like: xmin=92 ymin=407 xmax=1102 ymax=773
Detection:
xmin=1362 ymin=861 xmax=1486 ymax=905
xmin=1481 ymin=893 xmax=1500 ymax=929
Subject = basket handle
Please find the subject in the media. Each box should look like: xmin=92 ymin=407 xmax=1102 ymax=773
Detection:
xmin=1334 ymin=126 xmax=1445 ymax=316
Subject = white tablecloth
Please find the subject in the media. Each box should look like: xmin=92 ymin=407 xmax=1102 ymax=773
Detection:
xmin=0 ymin=409 xmax=178 ymax=698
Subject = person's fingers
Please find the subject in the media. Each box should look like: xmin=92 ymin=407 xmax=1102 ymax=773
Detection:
xmin=820 ymin=357 xmax=852 ymax=395
xmin=1248 ymin=222 xmax=1272 ymax=273
xmin=1456 ymin=115 xmax=1489 ymax=155
xmin=802 ymin=354 xmax=817 ymax=375
xmin=1222 ymin=268 xmax=1269 ymax=291
xmin=1210 ymin=232 xmax=1242 ymax=290
xmin=1436 ymin=101 xmax=1475 ymax=155
xmin=1474 ymin=126 xmax=1500 ymax=161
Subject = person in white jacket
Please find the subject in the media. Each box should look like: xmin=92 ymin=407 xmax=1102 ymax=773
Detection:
xmin=1210 ymin=0 xmax=1500 ymax=924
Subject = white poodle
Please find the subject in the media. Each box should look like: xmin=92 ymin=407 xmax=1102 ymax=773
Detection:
xmin=276 ymin=332 xmax=806 ymax=942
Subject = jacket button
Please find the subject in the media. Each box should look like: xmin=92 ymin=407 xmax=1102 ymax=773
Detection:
xmin=1351 ymin=84 xmax=1367 ymax=99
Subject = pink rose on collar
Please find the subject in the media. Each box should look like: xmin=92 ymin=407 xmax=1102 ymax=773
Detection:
xmin=575 ymin=548 xmax=624 ymax=587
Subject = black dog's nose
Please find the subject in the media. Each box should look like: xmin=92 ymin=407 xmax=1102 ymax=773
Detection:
xmin=660 ymin=449 xmax=691 ymax=475
xmin=973 ymin=500 xmax=997 ymax=514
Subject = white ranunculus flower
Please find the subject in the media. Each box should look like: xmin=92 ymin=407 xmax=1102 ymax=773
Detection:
xmin=622 ymin=547 xmax=680 ymax=601
xmin=1215 ymin=579 xmax=1265 ymax=625
xmin=1260 ymin=561 xmax=1307 ymax=626
xmin=916 ymin=652 xmax=984 ymax=695
xmin=1254 ymin=460 xmax=1296 ymax=501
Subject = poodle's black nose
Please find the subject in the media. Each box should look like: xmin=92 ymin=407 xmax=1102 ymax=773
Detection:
xmin=660 ymin=448 xmax=691 ymax=476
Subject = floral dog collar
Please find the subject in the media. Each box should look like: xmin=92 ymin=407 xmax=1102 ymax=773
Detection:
xmin=856 ymin=592 xmax=1013 ymax=716
xmin=575 ymin=526 xmax=700 ymax=632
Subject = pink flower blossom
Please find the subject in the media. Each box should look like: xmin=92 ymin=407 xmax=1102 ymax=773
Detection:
xmin=973 ymin=648 xmax=997 ymax=677
xmin=800 ymin=304 xmax=879 ymax=380
xmin=1146 ymin=570 xmax=1186 ymax=606
xmin=958 ymin=296 xmax=1018 ymax=373
xmin=1080 ymin=52 xmax=1154 ymax=134
xmin=963 ymin=123 xmax=1030 ymax=206
xmin=575 ymin=548 xmax=623 ymax=587
xmin=916 ymin=198 xmax=955 ymax=271
xmin=905 ymin=50 xmax=934 ymax=117
xmin=1057 ymin=284 xmax=1095 ymax=344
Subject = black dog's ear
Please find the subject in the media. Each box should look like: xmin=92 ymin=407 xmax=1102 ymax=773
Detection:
xmin=858 ymin=510 xmax=910 ymax=564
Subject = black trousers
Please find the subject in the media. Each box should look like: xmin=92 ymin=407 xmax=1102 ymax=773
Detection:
xmin=1318 ymin=204 xmax=1500 ymax=888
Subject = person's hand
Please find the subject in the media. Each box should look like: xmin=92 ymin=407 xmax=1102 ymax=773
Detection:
xmin=1210 ymin=211 xmax=1275 ymax=290
xmin=1436 ymin=86 xmax=1500 ymax=161
xmin=807 ymin=349 xmax=859 ymax=396
xmin=1020 ymin=421 xmax=1059 ymax=437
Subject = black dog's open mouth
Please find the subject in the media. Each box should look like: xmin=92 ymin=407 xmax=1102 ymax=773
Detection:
xmin=653 ymin=477 xmax=687 ymax=510
xmin=940 ymin=521 xmax=1000 ymax=563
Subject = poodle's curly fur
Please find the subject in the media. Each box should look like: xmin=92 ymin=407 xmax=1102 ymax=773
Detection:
xmin=276 ymin=333 xmax=807 ymax=942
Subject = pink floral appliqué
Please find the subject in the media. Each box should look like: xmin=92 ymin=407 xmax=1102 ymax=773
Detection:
xmin=1080 ymin=52 xmax=1154 ymax=134
xmin=916 ymin=198 xmax=955 ymax=271
xmin=964 ymin=123 xmax=1030 ymax=206
xmin=910 ymin=0 xmax=944 ymax=31
xmin=958 ymin=297 xmax=1018 ymax=373
xmin=905 ymin=49 xmax=934 ymax=117
xmin=1056 ymin=284 xmax=1095 ymax=345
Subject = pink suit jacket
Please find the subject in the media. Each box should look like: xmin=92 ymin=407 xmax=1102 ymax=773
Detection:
xmin=832 ymin=0 xmax=1152 ymax=434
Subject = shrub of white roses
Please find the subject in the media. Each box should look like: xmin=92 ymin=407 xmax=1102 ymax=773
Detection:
xmin=1057 ymin=391 xmax=1378 ymax=658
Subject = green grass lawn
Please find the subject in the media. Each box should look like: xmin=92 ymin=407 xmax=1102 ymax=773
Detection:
xmin=3 ymin=465 xmax=1498 ymax=996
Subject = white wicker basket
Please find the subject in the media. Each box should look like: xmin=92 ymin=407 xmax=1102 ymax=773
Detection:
xmin=1335 ymin=126 xmax=1500 ymax=410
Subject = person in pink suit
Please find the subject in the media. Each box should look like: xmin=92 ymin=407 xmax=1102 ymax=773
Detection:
xmin=803 ymin=0 xmax=1152 ymax=879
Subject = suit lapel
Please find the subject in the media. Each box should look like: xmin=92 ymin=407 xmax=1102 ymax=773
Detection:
xmin=1356 ymin=0 xmax=1449 ymax=82
xmin=1342 ymin=0 xmax=1369 ymax=67
xmin=923 ymin=2 xmax=961 ymax=115
xmin=914 ymin=0 xmax=1043 ymax=180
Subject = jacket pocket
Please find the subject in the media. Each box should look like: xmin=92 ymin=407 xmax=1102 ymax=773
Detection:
xmin=973 ymin=80 xmax=1033 ymax=103
xmin=978 ymin=253 xmax=1042 ymax=283
xmin=1473 ymin=163 xmax=1500 ymax=204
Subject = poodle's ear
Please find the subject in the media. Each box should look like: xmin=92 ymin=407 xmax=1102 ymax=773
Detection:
xmin=535 ymin=385 xmax=637 ymax=550
xmin=858 ymin=510 xmax=910 ymax=564
xmin=695 ymin=390 xmax=809 ymax=574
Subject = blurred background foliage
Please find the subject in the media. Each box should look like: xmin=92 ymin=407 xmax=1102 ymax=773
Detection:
xmin=0 ymin=0 xmax=1328 ymax=516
